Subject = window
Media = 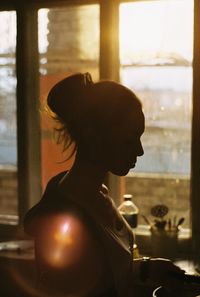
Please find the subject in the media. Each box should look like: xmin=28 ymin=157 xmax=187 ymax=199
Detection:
xmin=0 ymin=4 xmax=41 ymax=235
xmin=1 ymin=0 xmax=200 ymax=263
xmin=119 ymin=0 xmax=193 ymax=229
xmin=0 ymin=11 xmax=18 ymax=225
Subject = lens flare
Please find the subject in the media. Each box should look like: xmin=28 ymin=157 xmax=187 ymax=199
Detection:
xmin=9 ymin=212 xmax=104 ymax=297
xmin=36 ymin=213 xmax=92 ymax=269
xmin=53 ymin=221 xmax=73 ymax=245
xmin=62 ymin=222 xmax=69 ymax=233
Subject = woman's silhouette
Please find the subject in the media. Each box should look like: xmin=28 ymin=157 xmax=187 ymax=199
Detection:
xmin=24 ymin=73 xmax=185 ymax=297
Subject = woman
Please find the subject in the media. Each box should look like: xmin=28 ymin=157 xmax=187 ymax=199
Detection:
xmin=24 ymin=73 xmax=184 ymax=297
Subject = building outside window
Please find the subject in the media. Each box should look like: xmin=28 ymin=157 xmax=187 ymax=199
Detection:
xmin=0 ymin=11 xmax=18 ymax=224
xmin=119 ymin=0 xmax=193 ymax=228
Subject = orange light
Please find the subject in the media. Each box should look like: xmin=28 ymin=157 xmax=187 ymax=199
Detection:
xmin=62 ymin=222 xmax=69 ymax=233
xmin=38 ymin=213 xmax=91 ymax=269
xmin=53 ymin=221 xmax=73 ymax=245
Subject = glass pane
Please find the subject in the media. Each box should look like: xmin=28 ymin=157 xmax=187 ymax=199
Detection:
xmin=120 ymin=0 xmax=193 ymax=228
xmin=38 ymin=5 xmax=100 ymax=190
xmin=0 ymin=11 xmax=18 ymax=223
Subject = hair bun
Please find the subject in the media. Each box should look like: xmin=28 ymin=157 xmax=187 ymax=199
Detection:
xmin=47 ymin=72 xmax=93 ymax=119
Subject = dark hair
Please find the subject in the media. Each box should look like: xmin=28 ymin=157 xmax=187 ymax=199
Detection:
xmin=46 ymin=73 xmax=93 ymax=156
xmin=46 ymin=72 xmax=142 ymax=158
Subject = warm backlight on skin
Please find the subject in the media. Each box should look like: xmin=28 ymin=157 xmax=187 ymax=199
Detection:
xmin=39 ymin=213 xmax=90 ymax=269
xmin=52 ymin=250 xmax=62 ymax=262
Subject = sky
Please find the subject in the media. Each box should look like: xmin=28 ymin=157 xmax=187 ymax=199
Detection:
xmin=120 ymin=0 xmax=194 ymax=63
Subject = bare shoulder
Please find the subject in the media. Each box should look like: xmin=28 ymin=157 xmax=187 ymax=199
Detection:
xmin=36 ymin=211 xmax=107 ymax=296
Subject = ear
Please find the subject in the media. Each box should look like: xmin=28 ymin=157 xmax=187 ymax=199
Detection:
xmin=80 ymin=133 xmax=109 ymax=165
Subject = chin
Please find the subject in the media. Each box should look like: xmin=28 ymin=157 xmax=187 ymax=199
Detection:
xmin=110 ymin=167 xmax=131 ymax=176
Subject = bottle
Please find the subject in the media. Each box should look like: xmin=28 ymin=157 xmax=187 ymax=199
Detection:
xmin=118 ymin=194 xmax=139 ymax=228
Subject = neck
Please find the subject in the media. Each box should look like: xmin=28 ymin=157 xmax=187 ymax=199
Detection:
xmin=60 ymin=152 xmax=107 ymax=197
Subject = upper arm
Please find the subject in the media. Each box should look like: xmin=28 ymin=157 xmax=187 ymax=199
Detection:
xmin=35 ymin=211 xmax=99 ymax=267
xmin=35 ymin=210 xmax=107 ymax=295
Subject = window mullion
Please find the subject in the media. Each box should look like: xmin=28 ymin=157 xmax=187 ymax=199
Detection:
xmin=100 ymin=0 xmax=119 ymax=82
xmin=191 ymin=0 xmax=200 ymax=269
xmin=99 ymin=0 xmax=121 ymax=204
xmin=16 ymin=4 xmax=41 ymax=226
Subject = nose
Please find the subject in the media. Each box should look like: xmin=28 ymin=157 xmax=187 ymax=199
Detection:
xmin=137 ymin=140 xmax=144 ymax=156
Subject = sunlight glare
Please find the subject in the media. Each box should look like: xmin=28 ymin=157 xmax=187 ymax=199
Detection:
xmin=120 ymin=0 xmax=193 ymax=64
xmin=0 ymin=12 xmax=16 ymax=54
xmin=38 ymin=9 xmax=49 ymax=53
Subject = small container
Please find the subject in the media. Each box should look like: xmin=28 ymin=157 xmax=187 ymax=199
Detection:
xmin=151 ymin=227 xmax=179 ymax=260
xmin=118 ymin=194 xmax=139 ymax=228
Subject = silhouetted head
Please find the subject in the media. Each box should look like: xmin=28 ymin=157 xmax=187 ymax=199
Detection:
xmin=47 ymin=73 xmax=144 ymax=176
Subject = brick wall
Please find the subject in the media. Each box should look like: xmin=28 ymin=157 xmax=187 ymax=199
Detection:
xmin=0 ymin=168 xmax=18 ymax=215
xmin=0 ymin=167 xmax=190 ymax=229
xmin=125 ymin=173 xmax=190 ymax=227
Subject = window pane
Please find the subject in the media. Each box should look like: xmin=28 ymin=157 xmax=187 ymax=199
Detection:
xmin=38 ymin=5 xmax=100 ymax=190
xmin=0 ymin=11 xmax=18 ymax=223
xmin=120 ymin=0 xmax=193 ymax=228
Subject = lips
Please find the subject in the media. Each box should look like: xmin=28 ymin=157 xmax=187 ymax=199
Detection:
xmin=132 ymin=159 xmax=137 ymax=166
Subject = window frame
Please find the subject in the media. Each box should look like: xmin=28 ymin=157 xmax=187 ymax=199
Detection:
xmin=0 ymin=3 xmax=42 ymax=238
xmin=0 ymin=7 xmax=18 ymax=236
xmin=191 ymin=0 xmax=200 ymax=266
xmin=0 ymin=0 xmax=199 ymax=260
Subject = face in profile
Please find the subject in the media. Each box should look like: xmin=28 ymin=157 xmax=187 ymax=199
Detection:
xmin=105 ymin=106 xmax=145 ymax=176
xmin=75 ymin=80 xmax=145 ymax=176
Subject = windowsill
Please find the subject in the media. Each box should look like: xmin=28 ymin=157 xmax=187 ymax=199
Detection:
xmin=0 ymin=215 xmax=22 ymax=241
xmin=0 ymin=215 xmax=18 ymax=226
xmin=0 ymin=240 xmax=34 ymax=260
xmin=134 ymin=224 xmax=192 ymax=259
xmin=135 ymin=224 xmax=191 ymax=238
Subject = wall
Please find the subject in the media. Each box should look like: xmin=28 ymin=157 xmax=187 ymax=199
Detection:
xmin=0 ymin=168 xmax=17 ymax=216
